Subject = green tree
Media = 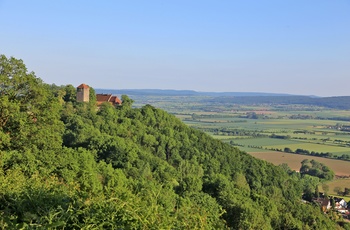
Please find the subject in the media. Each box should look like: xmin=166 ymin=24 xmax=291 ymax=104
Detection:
xmin=0 ymin=54 xmax=64 ymax=151
xmin=62 ymin=84 xmax=77 ymax=103
xmin=284 ymin=147 xmax=293 ymax=153
xmin=279 ymin=163 xmax=292 ymax=174
xmin=121 ymin=94 xmax=134 ymax=108
xmin=177 ymin=159 xmax=204 ymax=195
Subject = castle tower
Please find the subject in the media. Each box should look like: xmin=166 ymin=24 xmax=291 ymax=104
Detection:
xmin=76 ymin=83 xmax=90 ymax=102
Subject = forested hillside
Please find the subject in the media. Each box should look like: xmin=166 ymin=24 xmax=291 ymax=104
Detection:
xmin=0 ymin=55 xmax=347 ymax=229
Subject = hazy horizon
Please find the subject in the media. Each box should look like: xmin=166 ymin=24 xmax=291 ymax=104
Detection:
xmin=95 ymin=87 xmax=321 ymax=97
xmin=0 ymin=1 xmax=349 ymax=97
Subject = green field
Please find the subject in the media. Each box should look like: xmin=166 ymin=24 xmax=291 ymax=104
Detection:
xmin=227 ymin=137 xmax=350 ymax=155
xmin=230 ymin=137 xmax=300 ymax=146
xmin=179 ymin=110 xmax=350 ymax=158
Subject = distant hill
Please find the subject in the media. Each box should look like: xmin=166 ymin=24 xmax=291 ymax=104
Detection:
xmin=95 ymin=88 xmax=297 ymax=97
xmin=209 ymin=96 xmax=350 ymax=110
xmin=95 ymin=89 xmax=350 ymax=110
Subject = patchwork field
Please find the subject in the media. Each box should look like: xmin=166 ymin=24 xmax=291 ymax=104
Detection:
xmin=180 ymin=110 xmax=350 ymax=158
xmin=226 ymin=136 xmax=350 ymax=155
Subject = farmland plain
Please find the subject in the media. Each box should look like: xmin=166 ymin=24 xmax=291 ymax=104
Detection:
xmin=130 ymin=94 xmax=350 ymax=196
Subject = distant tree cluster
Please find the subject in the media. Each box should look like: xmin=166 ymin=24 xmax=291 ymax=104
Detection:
xmin=289 ymin=114 xmax=314 ymax=119
xmin=300 ymin=159 xmax=334 ymax=181
xmin=282 ymin=147 xmax=350 ymax=161
xmin=270 ymin=134 xmax=291 ymax=139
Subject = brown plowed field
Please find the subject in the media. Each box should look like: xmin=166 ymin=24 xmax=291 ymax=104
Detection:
xmin=249 ymin=151 xmax=350 ymax=176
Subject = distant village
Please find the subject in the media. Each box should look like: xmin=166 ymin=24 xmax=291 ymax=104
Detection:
xmin=76 ymin=83 xmax=121 ymax=106
xmin=308 ymin=194 xmax=349 ymax=218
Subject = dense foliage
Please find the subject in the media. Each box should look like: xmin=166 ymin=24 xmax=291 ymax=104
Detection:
xmin=0 ymin=55 xmax=347 ymax=229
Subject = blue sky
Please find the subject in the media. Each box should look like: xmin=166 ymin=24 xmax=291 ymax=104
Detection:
xmin=0 ymin=1 xmax=349 ymax=96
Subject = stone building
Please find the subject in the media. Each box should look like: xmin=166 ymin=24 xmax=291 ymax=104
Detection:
xmin=76 ymin=83 xmax=122 ymax=106
xmin=76 ymin=83 xmax=90 ymax=102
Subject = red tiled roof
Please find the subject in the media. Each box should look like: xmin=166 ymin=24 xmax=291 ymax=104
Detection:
xmin=77 ymin=83 xmax=90 ymax=89
xmin=96 ymin=94 xmax=122 ymax=105
xmin=96 ymin=94 xmax=112 ymax=102
xmin=110 ymin=96 xmax=122 ymax=104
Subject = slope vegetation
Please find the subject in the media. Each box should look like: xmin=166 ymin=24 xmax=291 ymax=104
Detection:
xmin=0 ymin=55 xmax=346 ymax=229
